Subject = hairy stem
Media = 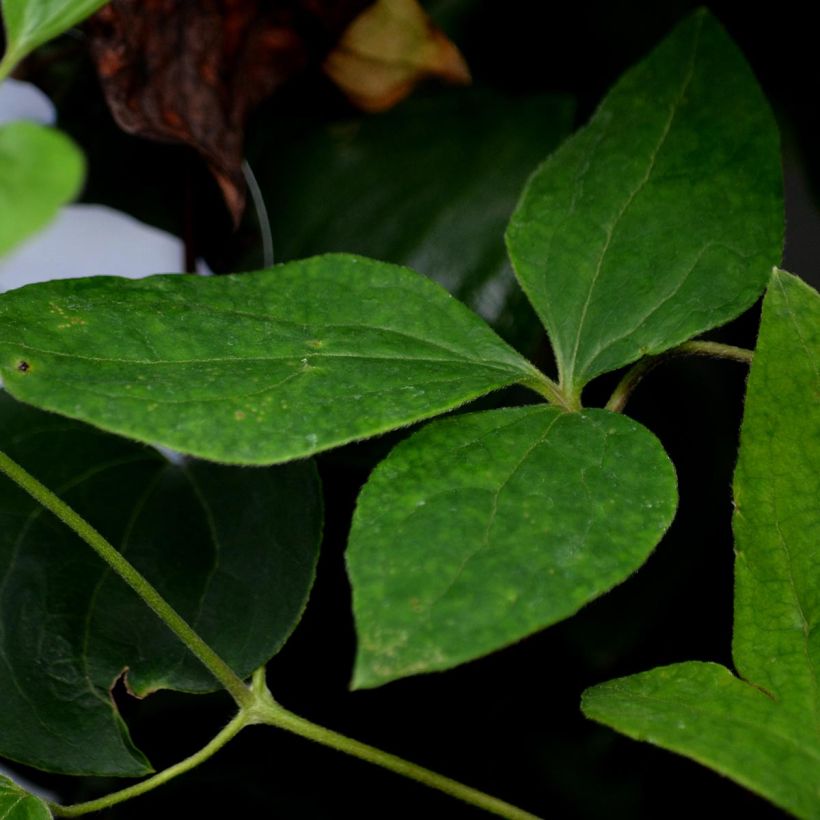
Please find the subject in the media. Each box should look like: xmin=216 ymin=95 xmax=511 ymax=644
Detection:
xmin=49 ymin=711 xmax=249 ymax=817
xmin=606 ymin=340 xmax=754 ymax=413
xmin=522 ymin=372 xmax=578 ymax=412
xmin=0 ymin=450 xmax=252 ymax=709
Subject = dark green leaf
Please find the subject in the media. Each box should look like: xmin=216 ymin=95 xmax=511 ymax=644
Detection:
xmin=250 ymin=90 xmax=574 ymax=351
xmin=0 ymin=392 xmax=322 ymax=774
xmin=582 ymin=271 xmax=820 ymax=818
xmin=347 ymin=405 xmax=677 ymax=688
xmin=506 ymin=10 xmax=783 ymax=396
xmin=0 ymin=254 xmax=548 ymax=464
xmin=0 ymin=776 xmax=51 ymax=820
xmin=0 ymin=122 xmax=84 ymax=259
xmin=0 ymin=0 xmax=109 ymax=76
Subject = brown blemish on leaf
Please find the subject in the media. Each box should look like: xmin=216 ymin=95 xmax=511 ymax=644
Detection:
xmin=17 ymin=361 xmax=30 ymax=373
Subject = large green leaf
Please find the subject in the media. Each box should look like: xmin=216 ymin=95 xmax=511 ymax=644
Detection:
xmin=0 ymin=776 xmax=51 ymax=820
xmin=0 ymin=254 xmax=548 ymax=465
xmin=249 ymin=90 xmax=574 ymax=351
xmin=0 ymin=0 xmax=109 ymax=77
xmin=0 ymin=122 xmax=84 ymax=259
xmin=582 ymin=271 xmax=820 ymax=818
xmin=347 ymin=405 xmax=677 ymax=688
xmin=506 ymin=10 xmax=783 ymax=397
xmin=0 ymin=392 xmax=322 ymax=775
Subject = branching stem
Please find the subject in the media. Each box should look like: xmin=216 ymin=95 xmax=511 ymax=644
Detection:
xmin=0 ymin=450 xmax=253 ymax=709
xmin=523 ymin=371 xmax=578 ymax=412
xmin=250 ymin=670 xmax=543 ymax=820
xmin=606 ymin=340 xmax=754 ymax=413
xmin=0 ymin=459 xmax=542 ymax=818
xmin=49 ymin=711 xmax=249 ymax=817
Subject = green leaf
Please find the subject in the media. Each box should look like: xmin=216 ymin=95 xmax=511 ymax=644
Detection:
xmin=0 ymin=254 xmax=548 ymax=465
xmin=0 ymin=776 xmax=51 ymax=820
xmin=506 ymin=9 xmax=783 ymax=396
xmin=0 ymin=0 xmax=109 ymax=78
xmin=582 ymin=271 xmax=820 ymax=818
xmin=0 ymin=392 xmax=322 ymax=775
xmin=250 ymin=90 xmax=574 ymax=351
xmin=347 ymin=405 xmax=677 ymax=688
xmin=0 ymin=122 xmax=84 ymax=259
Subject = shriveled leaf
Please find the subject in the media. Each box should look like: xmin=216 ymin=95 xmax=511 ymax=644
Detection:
xmin=0 ymin=254 xmax=546 ymax=464
xmin=0 ymin=122 xmax=84 ymax=259
xmin=347 ymin=405 xmax=677 ymax=688
xmin=0 ymin=776 xmax=51 ymax=820
xmin=248 ymin=90 xmax=574 ymax=352
xmin=86 ymin=0 xmax=370 ymax=222
xmin=0 ymin=0 xmax=108 ymax=75
xmin=506 ymin=10 xmax=783 ymax=396
xmin=323 ymin=0 xmax=470 ymax=112
xmin=583 ymin=271 xmax=820 ymax=817
xmin=0 ymin=393 xmax=321 ymax=774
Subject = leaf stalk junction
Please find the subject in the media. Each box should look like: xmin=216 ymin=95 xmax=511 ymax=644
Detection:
xmin=0 ymin=450 xmax=540 ymax=820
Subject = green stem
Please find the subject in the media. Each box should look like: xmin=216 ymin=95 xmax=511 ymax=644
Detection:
xmin=254 ymin=687 xmax=541 ymax=819
xmin=0 ymin=450 xmax=253 ymax=709
xmin=49 ymin=711 xmax=249 ymax=817
xmin=522 ymin=372 xmax=577 ymax=412
xmin=606 ymin=341 xmax=754 ymax=413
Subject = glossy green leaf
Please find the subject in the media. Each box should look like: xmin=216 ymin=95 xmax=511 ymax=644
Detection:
xmin=0 ymin=122 xmax=84 ymax=258
xmin=506 ymin=10 xmax=783 ymax=396
xmin=249 ymin=90 xmax=574 ymax=351
xmin=347 ymin=405 xmax=677 ymax=688
xmin=582 ymin=271 xmax=820 ymax=817
xmin=0 ymin=776 xmax=51 ymax=820
xmin=0 ymin=392 xmax=322 ymax=775
xmin=0 ymin=0 xmax=109 ymax=78
xmin=0 ymin=254 xmax=548 ymax=465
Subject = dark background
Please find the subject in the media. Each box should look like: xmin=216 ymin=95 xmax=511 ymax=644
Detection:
xmin=4 ymin=2 xmax=817 ymax=817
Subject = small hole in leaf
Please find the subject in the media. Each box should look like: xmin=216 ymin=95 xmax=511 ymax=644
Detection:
xmin=17 ymin=361 xmax=30 ymax=373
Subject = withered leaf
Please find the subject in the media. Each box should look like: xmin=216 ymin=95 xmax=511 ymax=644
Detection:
xmin=87 ymin=0 xmax=370 ymax=223
xmin=324 ymin=0 xmax=470 ymax=112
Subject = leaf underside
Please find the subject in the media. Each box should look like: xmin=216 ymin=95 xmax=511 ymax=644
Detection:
xmin=583 ymin=271 xmax=820 ymax=818
xmin=348 ymin=405 xmax=677 ymax=688
xmin=0 ymin=254 xmax=543 ymax=465
xmin=506 ymin=9 xmax=783 ymax=394
xmin=0 ymin=393 xmax=322 ymax=775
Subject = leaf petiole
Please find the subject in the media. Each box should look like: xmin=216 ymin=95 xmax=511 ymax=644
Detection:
xmin=49 ymin=710 xmax=249 ymax=817
xmin=605 ymin=340 xmax=754 ymax=413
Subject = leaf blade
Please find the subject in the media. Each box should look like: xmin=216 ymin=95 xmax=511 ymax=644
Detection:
xmin=0 ymin=776 xmax=52 ymax=820
xmin=0 ymin=123 xmax=84 ymax=259
xmin=347 ymin=405 xmax=677 ymax=688
xmin=1 ymin=0 xmax=109 ymax=72
xmin=0 ymin=393 xmax=322 ymax=774
xmin=732 ymin=269 xmax=820 ymax=721
xmin=0 ymin=254 xmax=545 ymax=465
xmin=582 ymin=271 xmax=820 ymax=816
xmin=506 ymin=10 xmax=783 ymax=394
xmin=582 ymin=662 xmax=820 ymax=819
